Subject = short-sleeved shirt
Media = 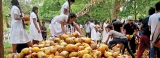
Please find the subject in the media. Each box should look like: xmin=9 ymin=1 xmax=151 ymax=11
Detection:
xmin=90 ymin=23 xmax=96 ymax=30
xmin=85 ymin=24 xmax=90 ymax=33
xmin=123 ymin=23 xmax=138 ymax=35
xmin=41 ymin=26 xmax=47 ymax=37
xmin=112 ymin=21 xmax=123 ymax=32
xmin=11 ymin=6 xmax=21 ymax=25
xmin=30 ymin=12 xmax=38 ymax=26
xmin=108 ymin=30 xmax=126 ymax=39
xmin=148 ymin=13 xmax=160 ymax=40
xmin=60 ymin=1 xmax=69 ymax=15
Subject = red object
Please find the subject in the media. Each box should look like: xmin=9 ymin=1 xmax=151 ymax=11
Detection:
xmin=137 ymin=35 xmax=150 ymax=58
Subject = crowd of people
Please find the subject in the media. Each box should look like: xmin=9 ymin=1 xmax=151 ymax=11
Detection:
xmin=9 ymin=0 xmax=160 ymax=58
xmin=82 ymin=2 xmax=160 ymax=58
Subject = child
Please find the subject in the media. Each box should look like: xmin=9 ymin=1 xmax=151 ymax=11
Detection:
xmin=106 ymin=25 xmax=135 ymax=58
xmin=41 ymin=21 xmax=47 ymax=40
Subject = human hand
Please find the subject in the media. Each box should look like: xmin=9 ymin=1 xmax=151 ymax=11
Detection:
xmin=38 ymin=29 xmax=41 ymax=33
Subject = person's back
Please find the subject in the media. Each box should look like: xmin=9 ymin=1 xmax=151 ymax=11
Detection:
xmin=148 ymin=13 xmax=160 ymax=37
xmin=112 ymin=21 xmax=123 ymax=32
xmin=142 ymin=16 xmax=151 ymax=37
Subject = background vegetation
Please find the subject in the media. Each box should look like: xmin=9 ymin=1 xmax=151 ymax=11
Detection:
xmin=2 ymin=0 xmax=160 ymax=57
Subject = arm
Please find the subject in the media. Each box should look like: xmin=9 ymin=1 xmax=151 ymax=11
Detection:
xmin=74 ymin=23 xmax=84 ymax=36
xmin=106 ymin=35 xmax=112 ymax=44
xmin=33 ymin=18 xmax=40 ymax=33
xmin=13 ymin=9 xmax=22 ymax=20
xmin=14 ymin=14 xmax=22 ymax=20
xmin=61 ymin=21 xmax=67 ymax=34
xmin=41 ymin=27 xmax=47 ymax=32
xmin=133 ymin=28 xmax=140 ymax=38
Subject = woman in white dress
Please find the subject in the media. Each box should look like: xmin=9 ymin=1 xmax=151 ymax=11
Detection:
xmin=10 ymin=0 xmax=32 ymax=57
xmin=60 ymin=0 xmax=75 ymax=15
xmin=30 ymin=6 xmax=43 ymax=44
xmin=90 ymin=20 xmax=97 ymax=41
xmin=102 ymin=20 xmax=110 ymax=43
xmin=50 ymin=13 xmax=83 ymax=38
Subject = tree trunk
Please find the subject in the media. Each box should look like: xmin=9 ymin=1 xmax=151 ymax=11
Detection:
xmin=112 ymin=0 xmax=125 ymax=20
xmin=134 ymin=0 xmax=136 ymax=20
xmin=112 ymin=0 xmax=118 ymax=20
xmin=0 ymin=0 xmax=4 ymax=58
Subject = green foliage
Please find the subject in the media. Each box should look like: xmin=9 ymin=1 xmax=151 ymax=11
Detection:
xmin=39 ymin=0 xmax=66 ymax=20
xmin=2 ymin=0 xmax=160 ymax=24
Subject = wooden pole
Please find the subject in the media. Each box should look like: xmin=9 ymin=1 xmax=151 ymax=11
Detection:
xmin=0 ymin=0 xmax=4 ymax=58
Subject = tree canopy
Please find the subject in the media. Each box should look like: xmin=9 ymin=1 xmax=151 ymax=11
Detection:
xmin=2 ymin=0 xmax=160 ymax=25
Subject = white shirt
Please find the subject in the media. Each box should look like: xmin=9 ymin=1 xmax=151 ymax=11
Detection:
xmin=11 ymin=6 xmax=21 ymax=25
xmin=51 ymin=14 xmax=68 ymax=24
xmin=30 ymin=12 xmax=38 ymax=25
xmin=50 ymin=15 xmax=68 ymax=36
xmin=148 ymin=13 xmax=160 ymax=40
xmin=60 ymin=1 xmax=69 ymax=15
xmin=85 ymin=23 xmax=90 ymax=33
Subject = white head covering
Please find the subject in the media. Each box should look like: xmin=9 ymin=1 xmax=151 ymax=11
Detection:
xmin=127 ymin=16 xmax=133 ymax=20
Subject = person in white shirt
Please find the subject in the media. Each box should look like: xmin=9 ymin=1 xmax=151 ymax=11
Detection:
xmin=60 ymin=0 xmax=75 ymax=15
xmin=96 ymin=21 xmax=101 ymax=41
xmin=148 ymin=2 xmax=160 ymax=58
xmin=84 ymin=20 xmax=90 ymax=37
xmin=90 ymin=20 xmax=97 ymax=42
xmin=10 ymin=0 xmax=32 ymax=57
xmin=102 ymin=19 xmax=110 ymax=43
xmin=30 ymin=6 xmax=43 ymax=44
xmin=50 ymin=13 xmax=83 ymax=38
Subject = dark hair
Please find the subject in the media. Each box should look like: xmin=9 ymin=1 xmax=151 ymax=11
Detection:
xmin=112 ymin=19 xmax=116 ymax=23
xmin=70 ymin=0 xmax=75 ymax=3
xmin=85 ymin=20 xmax=89 ymax=23
xmin=11 ymin=0 xmax=19 ymax=6
xmin=67 ymin=12 xmax=77 ymax=27
xmin=106 ymin=25 xmax=113 ymax=30
xmin=155 ymin=2 xmax=160 ymax=11
xmin=11 ymin=0 xmax=22 ymax=17
xmin=69 ymin=12 xmax=77 ymax=18
xmin=96 ymin=21 xmax=100 ymax=25
xmin=90 ymin=19 xmax=94 ymax=22
xmin=149 ymin=7 xmax=155 ymax=15
xmin=32 ymin=6 xmax=39 ymax=22
xmin=138 ymin=18 xmax=143 ymax=22
xmin=32 ymin=6 xmax=38 ymax=12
